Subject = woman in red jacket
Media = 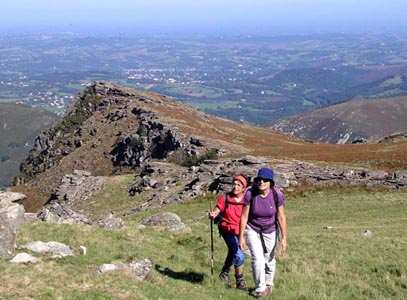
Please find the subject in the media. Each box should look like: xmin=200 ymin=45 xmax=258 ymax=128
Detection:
xmin=209 ymin=174 xmax=248 ymax=291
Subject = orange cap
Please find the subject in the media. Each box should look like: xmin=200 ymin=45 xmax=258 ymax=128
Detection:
xmin=233 ymin=175 xmax=247 ymax=188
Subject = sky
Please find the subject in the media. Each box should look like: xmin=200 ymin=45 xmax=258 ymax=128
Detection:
xmin=1 ymin=0 xmax=407 ymax=35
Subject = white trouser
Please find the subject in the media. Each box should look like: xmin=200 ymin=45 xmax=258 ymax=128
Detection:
xmin=244 ymin=225 xmax=278 ymax=292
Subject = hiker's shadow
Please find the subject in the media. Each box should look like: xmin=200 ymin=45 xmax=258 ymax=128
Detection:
xmin=155 ymin=264 xmax=204 ymax=283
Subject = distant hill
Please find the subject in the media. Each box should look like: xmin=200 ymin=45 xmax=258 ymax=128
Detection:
xmin=11 ymin=81 xmax=407 ymax=211
xmin=268 ymin=96 xmax=407 ymax=144
xmin=0 ymin=103 xmax=59 ymax=187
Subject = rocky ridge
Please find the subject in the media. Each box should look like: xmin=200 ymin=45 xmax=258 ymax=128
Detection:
xmin=11 ymin=81 xmax=407 ymax=216
xmin=28 ymin=155 xmax=406 ymax=225
xmin=13 ymin=81 xmax=234 ymax=211
xmin=17 ymin=81 xmax=216 ymax=181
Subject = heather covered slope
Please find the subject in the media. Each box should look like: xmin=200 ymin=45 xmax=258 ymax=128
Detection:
xmin=268 ymin=96 xmax=407 ymax=144
xmin=11 ymin=81 xmax=407 ymax=211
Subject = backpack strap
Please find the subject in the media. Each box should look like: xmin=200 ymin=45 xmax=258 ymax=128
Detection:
xmin=223 ymin=193 xmax=244 ymax=208
xmin=249 ymin=187 xmax=278 ymax=209
xmin=271 ymin=187 xmax=279 ymax=210
xmin=214 ymin=193 xmax=228 ymax=226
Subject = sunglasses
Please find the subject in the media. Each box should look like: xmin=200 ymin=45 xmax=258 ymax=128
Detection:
xmin=254 ymin=178 xmax=271 ymax=183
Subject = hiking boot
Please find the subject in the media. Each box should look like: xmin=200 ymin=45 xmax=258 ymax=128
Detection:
xmin=236 ymin=276 xmax=248 ymax=291
xmin=254 ymin=286 xmax=271 ymax=298
xmin=219 ymin=271 xmax=231 ymax=288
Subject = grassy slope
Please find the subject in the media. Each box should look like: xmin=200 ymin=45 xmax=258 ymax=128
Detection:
xmin=1 ymin=178 xmax=406 ymax=299
xmin=0 ymin=103 xmax=59 ymax=186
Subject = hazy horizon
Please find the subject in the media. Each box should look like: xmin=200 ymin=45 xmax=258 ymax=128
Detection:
xmin=2 ymin=0 xmax=407 ymax=36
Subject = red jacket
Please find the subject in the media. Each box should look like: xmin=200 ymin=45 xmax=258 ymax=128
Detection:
xmin=216 ymin=192 xmax=244 ymax=235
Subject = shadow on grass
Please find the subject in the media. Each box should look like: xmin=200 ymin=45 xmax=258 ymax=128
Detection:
xmin=155 ymin=264 xmax=205 ymax=283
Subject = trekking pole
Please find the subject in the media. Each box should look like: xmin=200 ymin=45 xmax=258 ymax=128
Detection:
xmin=210 ymin=201 xmax=214 ymax=275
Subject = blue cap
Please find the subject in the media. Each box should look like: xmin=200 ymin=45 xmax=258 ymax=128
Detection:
xmin=254 ymin=167 xmax=275 ymax=183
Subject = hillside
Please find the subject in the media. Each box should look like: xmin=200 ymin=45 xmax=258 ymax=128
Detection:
xmin=268 ymin=96 xmax=407 ymax=144
xmin=11 ymin=81 xmax=407 ymax=211
xmin=0 ymin=103 xmax=60 ymax=187
xmin=3 ymin=187 xmax=406 ymax=299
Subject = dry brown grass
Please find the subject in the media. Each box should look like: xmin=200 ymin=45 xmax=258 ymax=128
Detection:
xmin=146 ymin=93 xmax=407 ymax=171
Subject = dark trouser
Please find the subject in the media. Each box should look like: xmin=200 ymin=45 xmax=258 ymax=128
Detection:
xmin=221 ymin=232 xmax=245 ymax=271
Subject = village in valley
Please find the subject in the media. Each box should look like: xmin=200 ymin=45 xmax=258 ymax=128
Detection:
xmin=1 ymin=32 xmax=407 ymax=123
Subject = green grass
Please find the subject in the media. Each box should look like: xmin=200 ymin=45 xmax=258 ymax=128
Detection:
xmin=191 ymin=100 xmax=241 ymax=110
xmin=281 ymin=82 xmax=298 ymax=91
xmin=66 ymin=84 xmax=87 ymax=90
xmin=1 ymin=187 xmax=406 ymax=299
xmin=262 ymin=90 xmax=283 ymax=96
xmin=283 ymin=187 xmax=406 ymax=299
xmin=302 ymin=99 xmax=315 ymax=106
xmin=372 ymin=89 xmax=402 ymax=98
xmin=0 ymin=92 xmax=21 ymax=99
xmin=160 ymin=83 xmax=224 ymax=99
xmin=379 ymin=76 xmax=403 ymax=88
xmin=43 ymin=106 xmax=65 ymax=114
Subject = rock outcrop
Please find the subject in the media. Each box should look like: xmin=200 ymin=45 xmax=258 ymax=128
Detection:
xmin=292 ymin=162 xmax=407 ymax=188
xmin=125 ymin=156 xmax=271 ymax=215
xmin=10 ymin=253 xmax=41 ymax=264
xmin=35 ymin=170 xmax=104 ymax=225
xmin=124 ymin=156 xmax=406 ymax=215
xmin=140 ymin=212 xmax=191 ymax=233
xmin=13 ymin=81 xmax=228 ymax=211
xmin=93 ymin=212 xmax=125 ymax=230
xmin=15 ymin=81 xmax=218 ymax=185
xmin=97 ymin=258 xmax=153 ymax=281
xmin=37 ymin=202 xmax=90 ymax=225
xmin=0 ymin=192 xmax=25 ymax=257
xmin=21 ymin=241 xmax=75 ymax=257
xmin=52 ymin=170 xmax=105 ymax=206
xmin=24 ymin=154 xmax=405 ymax=226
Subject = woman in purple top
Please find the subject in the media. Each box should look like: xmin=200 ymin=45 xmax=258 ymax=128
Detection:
xmin=238 ymin=167 xmax=287 ymax=298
